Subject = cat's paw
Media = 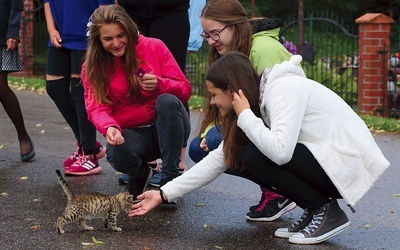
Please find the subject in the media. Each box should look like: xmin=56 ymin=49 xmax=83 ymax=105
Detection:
xmin=57 ymin=228 xmax=65 ymax=234
xmin=112 ymin=227 xmax=122 ymax=232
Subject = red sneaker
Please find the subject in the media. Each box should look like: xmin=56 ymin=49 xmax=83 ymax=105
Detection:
xmin=62 ymin=140 xmax=106 ymax=168
xmin=64 ymin=154 xmax=102 ymax=176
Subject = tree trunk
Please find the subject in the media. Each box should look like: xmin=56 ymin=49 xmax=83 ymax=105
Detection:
xmin=298 ymin=0 xmax=304 ymax=55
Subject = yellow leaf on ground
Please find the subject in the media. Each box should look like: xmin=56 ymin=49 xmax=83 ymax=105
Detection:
xmin=19 ymin=176 xmax=28 ymax=180
xmin=92 ymin=236 xmax=104 ymax=244
xmin=0 ymin=144 xmax=3 ymax=149
xmin=1 ymin=192 xmax=9 ymax=197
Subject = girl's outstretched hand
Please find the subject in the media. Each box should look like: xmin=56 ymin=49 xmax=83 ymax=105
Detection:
xmin=232 ymin=89 xmax=250 ymax=116
xmin=127 ymin=190 xmax=162 ymax=217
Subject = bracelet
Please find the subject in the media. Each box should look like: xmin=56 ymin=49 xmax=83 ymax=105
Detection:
xmin=159 ymin=189 xmax=167 ymax=203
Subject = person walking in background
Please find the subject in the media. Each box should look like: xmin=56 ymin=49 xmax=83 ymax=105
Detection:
xmin=188 ymin=0 xmax=295 ymax=222
xmin=82 ymin=5 xmax=191 ymax=198
xmin=117 ymin=0 xmax=191 ymax=187
xmin=129 ymin=52 xmax=390 ymax=245
xmin=44 ymin=0 xmax=114 ymax=175
xmin=187 ymin=0 xmax=206 ymax=53
xmin=0 ymin=0 xmax=35 ymax=162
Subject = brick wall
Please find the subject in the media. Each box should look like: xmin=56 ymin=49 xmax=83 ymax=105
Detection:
xmin=13 ymin=0 xmax=34 ymax=77
xmin=356 ymin=13 xmax=394 ymax=115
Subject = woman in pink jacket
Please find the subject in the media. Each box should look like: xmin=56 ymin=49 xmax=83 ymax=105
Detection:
xmin=81 ymin=5 xmax=191 ymax=198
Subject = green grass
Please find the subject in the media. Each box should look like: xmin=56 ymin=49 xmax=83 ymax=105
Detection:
xmin=8 ymin=76 xmax=400 ymax=133
xmin=8 ymin=76 xmax=46 ymax=93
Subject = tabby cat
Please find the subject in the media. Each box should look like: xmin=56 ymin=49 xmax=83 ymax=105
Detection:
xmin=56 ymin=169 xmax=134 ymax=234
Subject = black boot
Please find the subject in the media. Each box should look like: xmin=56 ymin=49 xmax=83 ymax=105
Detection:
xmin=126 ymin=166 xmax=152 ymax=199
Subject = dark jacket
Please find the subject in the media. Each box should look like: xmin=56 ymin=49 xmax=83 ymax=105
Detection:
xmin=0 ymin=0 xmax=24 ymax=46
xmin=118 ymin=0 xmax=189 ymax=19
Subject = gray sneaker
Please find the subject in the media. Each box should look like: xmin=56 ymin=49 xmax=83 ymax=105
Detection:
xmin=289 ymin=199 xmax=351 ymax=245
xmin=275 ymin=209 xmax=312 ymax=238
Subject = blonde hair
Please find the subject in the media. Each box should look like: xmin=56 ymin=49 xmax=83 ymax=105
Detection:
xmin=85 ymin=5 xmax=140 ymax=105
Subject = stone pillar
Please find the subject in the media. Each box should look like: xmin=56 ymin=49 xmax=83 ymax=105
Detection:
xmin=356 ymin=13 xmax=394 ymax=115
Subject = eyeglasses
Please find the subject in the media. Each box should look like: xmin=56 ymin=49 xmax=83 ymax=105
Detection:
xmin=200 ymin=26 xmax=228 ymax=41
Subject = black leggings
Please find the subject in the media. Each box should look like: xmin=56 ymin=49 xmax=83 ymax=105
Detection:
xmin=242 ymin=143 xmax=342 ymax=210
xmin=45 ymin=47 xmax=97 ymax=153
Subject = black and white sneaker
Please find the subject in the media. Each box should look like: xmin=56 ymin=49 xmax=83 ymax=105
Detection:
xmin=275 ymin=209 xmax=312 ymax=238
xmin=246 ymin=191 xmax=296 ymax=222
xmin=289 ymin=199 xmax=351 ymax=245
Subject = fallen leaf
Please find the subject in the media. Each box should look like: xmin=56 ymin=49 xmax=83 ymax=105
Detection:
xmin=33 ymin=198 xmax=41 ymax=202
xmin=25 ymin=218 xmax=37 ymax=221
xmin=195 ymin=203 xmax=204 ymax=207
xmin=0 ymin=144 xmax=3 ymax=149
xmin=82 ymin=242 xmax=94 ymax=246
xmin=40 ymin=130 xmax=45 ymax=134
xmin=390 ymin=210 xmax=394 ymax=213
xmin=19 ymin=176 xmax=28 ymax=180
xmin=31 ymin=224 xmax=40 ymax=230
xmin=365 ymin=224 xmax=371 ymax=229
xmin=92 ymin=236 xmax=104 ymax=245
xmin=203 ymin=223 xmax=208 ymax=229
xmin=214 ymin=246 xmax=223 ymax=249
xmin=1 ymin=192 xmax=9 ymax=197
xmin=36 ymin=124 xmax=42 ymax=127
xmin=395 ymin=194 xmax=400 ymax=197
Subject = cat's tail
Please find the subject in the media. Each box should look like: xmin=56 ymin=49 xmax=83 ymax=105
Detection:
xmin=56 ymin=169 xmax=74 ymax=201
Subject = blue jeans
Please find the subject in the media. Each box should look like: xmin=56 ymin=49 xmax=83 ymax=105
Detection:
xmin=106 ymin=94 xmax=190 ymax=178
xmin=188 ymin=126 xmax=222 ymax=163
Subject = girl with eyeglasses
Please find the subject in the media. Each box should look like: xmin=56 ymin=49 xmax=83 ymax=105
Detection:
xmin=188 ymin=0 xmax=294 ymax=222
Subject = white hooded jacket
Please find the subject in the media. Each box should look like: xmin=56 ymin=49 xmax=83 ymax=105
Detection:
xmin=162 ymin=55 xmax=390 ymax=206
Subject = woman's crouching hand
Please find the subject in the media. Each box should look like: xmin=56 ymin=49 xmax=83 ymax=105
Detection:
xmin=127 ymin=190 xmax=162 ymax=216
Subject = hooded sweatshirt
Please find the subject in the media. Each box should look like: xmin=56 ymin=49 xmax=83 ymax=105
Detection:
xmin=161 ymin=55 xmax=390 ymax=207
xmin=249 ymin=18 xmax=293 ymax=74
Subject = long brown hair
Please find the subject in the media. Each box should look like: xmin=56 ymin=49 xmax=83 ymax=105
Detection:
xmin=206 ymin=52 xmax=261 ymax=170
xmin=85 ymin=5 xmax=140 ymax=105
xmin=199 ymin=0 xmax=253 ymax=135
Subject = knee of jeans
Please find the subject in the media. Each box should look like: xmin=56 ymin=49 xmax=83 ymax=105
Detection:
xmin=106 ymin=146 xmax=141 ymax=174
xmin=156 ymin=94 xmax=178 ymax=111
xmin=206 ymin=130 xmax=222 ymax=151
xmin=188 ymin=137 xmax=208 ymax=163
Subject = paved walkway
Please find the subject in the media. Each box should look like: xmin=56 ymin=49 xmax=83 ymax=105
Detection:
xmin=0 ymin=90 xmax=399 ymax=249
